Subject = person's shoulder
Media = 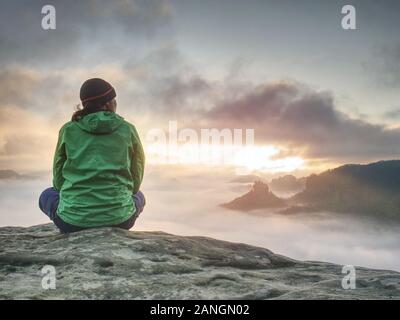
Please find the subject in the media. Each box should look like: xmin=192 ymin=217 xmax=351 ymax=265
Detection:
xmin=58 ymin=121 xmax=77 ymax=134
xmin=120 ymin=117 xmax=139 ymax=133
xmin=119 ymin=118 xmax=143 ymax=142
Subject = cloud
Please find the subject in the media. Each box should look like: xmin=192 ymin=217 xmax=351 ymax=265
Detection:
xmin=107 ymin=49 xmax=400 ymax=163
xmin=364 ymin=43 xmax=400 ymax=89
xmin=0 ymin=106 xmax=58 ymax=171
xmin=0 ymin=66 xmax=76 ymax=118
xmin=192 ymin=81 xmax=400 ymax=161
xmin=0 ymin=0 xmax=174 ymax=68
xmin=128 ymin=61 xmax=396 ymax=170
xmin=0 ymin=67 xmax=39 ymax=107
xmin=117 ymin=45 xmax=258 ymax=121
xmin=383 ymin=108 xmax=400 ymax=119
xmin=2 ymin=60 xmax=400 ymax=167
xmin=87 ymin=48 xmax=400 ymax=163
xmin=142 ymin=73 xmax=211 ymax=115
xmin=1 ymin=37 xmax=400 ymax=169
xmin=0 ymin=67 xmax=57 ymax=170
xmin=107 ymin=44 xmax=222 ymax=122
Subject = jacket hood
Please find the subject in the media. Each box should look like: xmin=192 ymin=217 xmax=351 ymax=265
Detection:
xmin=75 ymin=111 xmax=124 ymax=134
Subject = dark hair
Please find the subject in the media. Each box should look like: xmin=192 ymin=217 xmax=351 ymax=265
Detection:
xmin=71 ymin=102 xmax=106 ymax=121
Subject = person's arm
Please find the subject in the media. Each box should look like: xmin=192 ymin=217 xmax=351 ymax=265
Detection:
xmin=130 ymin=125 xmax=145 ymax=194
xmin=52 ymin=128 xmax=67 ymax=191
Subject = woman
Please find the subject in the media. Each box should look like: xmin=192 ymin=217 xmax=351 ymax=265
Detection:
xmin=39 ymin=78 xmax=145 ymax=233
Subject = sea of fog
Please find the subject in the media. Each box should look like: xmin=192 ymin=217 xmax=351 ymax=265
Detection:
xmin=1 ymin=167 xmax=400 ymax=272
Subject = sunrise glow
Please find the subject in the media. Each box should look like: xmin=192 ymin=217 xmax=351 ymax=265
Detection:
xmin=145 ymin=143 xmax=305 ymax=173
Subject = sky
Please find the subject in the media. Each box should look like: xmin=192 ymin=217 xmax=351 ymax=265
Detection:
xmin=0 ymin=0 xmax=400 ymax=174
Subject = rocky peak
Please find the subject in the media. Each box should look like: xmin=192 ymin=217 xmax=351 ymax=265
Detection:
xmin=0 ymin=224 xmax=399 ymax=299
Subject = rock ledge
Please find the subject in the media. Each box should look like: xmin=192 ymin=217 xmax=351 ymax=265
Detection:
xmin=0 ymin=224 xmax=399 ymax=299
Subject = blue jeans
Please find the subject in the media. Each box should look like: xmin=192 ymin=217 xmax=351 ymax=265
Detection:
xmin=39 ymin=187 xmax=146 ymax=234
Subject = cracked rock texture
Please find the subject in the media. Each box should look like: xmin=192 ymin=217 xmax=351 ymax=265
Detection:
xmin=0 ymin=224 xmax=399 ymax=299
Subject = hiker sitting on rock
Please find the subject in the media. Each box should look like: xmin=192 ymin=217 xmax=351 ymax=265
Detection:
xmin=39 ymin=78 xmax=145 ymax=233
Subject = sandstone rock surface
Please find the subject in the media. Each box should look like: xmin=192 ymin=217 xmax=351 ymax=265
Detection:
xmin=0 ymin=224 xmax=399 ymax=299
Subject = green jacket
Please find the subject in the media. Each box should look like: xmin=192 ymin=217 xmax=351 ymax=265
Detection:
xmin=52 ymin=111 xmax=145 ymax=228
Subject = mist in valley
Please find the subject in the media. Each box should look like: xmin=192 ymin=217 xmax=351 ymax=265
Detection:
xmin=1 ymin=166 xmax=400 ymax=272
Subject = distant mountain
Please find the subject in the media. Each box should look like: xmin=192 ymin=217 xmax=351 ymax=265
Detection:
xmin=0 ymin=169 xmax=36 ymax=180
xmin=269 ymin=175 xmax=306 ymax=194
xmin=222 ymin=160 xmax=400 ymax=221
xmin=221 ymin=181 xmax=286 ymax=211
xmin=229 ymin=175 xmax=264 ymax=184
xmin=0 ymin=170 xmax=22 ymax=180
xmin=291 ymin=160 xmax=400 ymax=220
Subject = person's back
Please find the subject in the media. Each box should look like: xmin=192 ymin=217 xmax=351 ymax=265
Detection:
xmin=39 ymin=78 xmax=145 ymax=233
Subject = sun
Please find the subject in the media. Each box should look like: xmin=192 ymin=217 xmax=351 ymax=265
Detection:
xmin=145 ymin=142 xmax=305 ymax=173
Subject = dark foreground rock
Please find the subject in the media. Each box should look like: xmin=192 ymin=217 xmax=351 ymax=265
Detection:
xmin=0 ymin=224 xmax=399 ymax=299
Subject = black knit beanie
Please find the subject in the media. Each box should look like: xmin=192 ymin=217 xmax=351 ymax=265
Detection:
xmin=80 ymin=78 xmax=116 ymax=107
